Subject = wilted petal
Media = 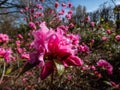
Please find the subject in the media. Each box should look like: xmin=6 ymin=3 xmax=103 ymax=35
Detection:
xmin=40 ymin=61 xmax=54 ymax=80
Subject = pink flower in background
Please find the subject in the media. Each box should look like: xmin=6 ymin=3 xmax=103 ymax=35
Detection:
xmin=68 ymin=2 xmax=72 ymax=8
xmin=0 ymin=48 xmax=13 ymax=63
xmin=62 ymin=3 xmax=66 ymax=7
xmin=17 ymin=34 xmax=23 ymax=39
xmin=106 ymin=30 xmax=112 ymax=35
xmin=85 ymin=16 xmax=90 ymax=22
xmin=115 ymin=35 xmax=120 ymax=42
xmin=65 ymin=14 xmax=71 ymax=19
xmin=97 ymin=59 xmax=113 ymax=75
xmin=29 ymin=22 xmax=36 ymax=29
xmin=0 ymin=33 xmax=9 ymax=43
xmin=68 ymin=10 xmax=73 ymax=15
xmin=102 ymin=36 xmax=108 ymax=41
xmin=21 ymin=53 xmax=30 ymax=60
xmin=55 ymin=2 xmax=59 ymax=8
xmin=90 ymin=22 xmax=94 ymax=27
xmin=36 ymin=4 xmax=43 ymax=9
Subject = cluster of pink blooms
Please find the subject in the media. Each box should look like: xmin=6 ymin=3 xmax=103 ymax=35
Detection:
xmin=0 ymin=47 xmax=13 ymax=63
xmin=0 ymin=33 xmax=9 ymax=43
xmin=29 ymin=22 xmax=83 ymax=80
xmin=97 ymin=59 xmax=113 ymax=75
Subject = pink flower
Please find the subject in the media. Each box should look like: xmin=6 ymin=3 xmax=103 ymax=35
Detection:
xmin=85 ymin=16 xmax=90 ymax=22
xmin=17 ymin=34 xmax=23 ymax=39
xmin=106 ymin=30 xmax=112 ymax=35
xmin=61 ymin=3 xmax=66 ymax=7
xmin=21 ymin=53 xmax=30 ymax=60
xmin=102 ymin=36 xmax=108 ymax=41
xmin=115 ymin=35 xmax=120 ymax=42
xmin=90 ymin=65 xmax=96 ymax=71
xmin=65 ymin=14 xmax=71 ymax=19
xmin=55 ymin=2 xmax=59 ymax=8
xmin=30 ymin=22 xmax=83 ymax=80
xmin=68 ymin=10 xmax=73 ymax=15
xmin=90 ymin=22 xmax=94 ymax=27
xmin=29 ymin=22 xmax=36 ymax=29
xmin=68 ymin=2 xmax=72 ymax=8
xmin=69 ymin=23 xmax=74 ymax=28
xmin=78 ymin=44 xmax=89 ymax=54
xmin=97 ymin=59 xmax=113 ymax=75
xmin=36 ymin=4 xmax=43 ymax=9
xmin=4 ymin=48 xmax=12 ymax=63
xmin=0 ymin=33 xmax=9 ymax=43
xmin=59 ymin=9 xmax=65 ymax=15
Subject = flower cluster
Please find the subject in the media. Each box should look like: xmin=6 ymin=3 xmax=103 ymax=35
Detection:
xmin=97 ymin=59 xmax=113 ymax=75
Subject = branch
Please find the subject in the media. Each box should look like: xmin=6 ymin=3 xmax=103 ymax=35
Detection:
xmin=0 ymin=0 xmax=8 ymax=6
xmin=0 ymin=11 xmax=20 ymax=15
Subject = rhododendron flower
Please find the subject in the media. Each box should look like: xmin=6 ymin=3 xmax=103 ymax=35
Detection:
xmin=58 ymin=9 xmax=65 ymax=15
xmin=97 ymin=59 xmax=113 ymax=75
xmin=90 ymin=22 xmax=94 ymax=27
xmin=68 ymin=10 xmax=73 ymax=15
xmin=30 ymin=22 xmax=83 ymax=80
xmin=65 ymin=14 xmax=71 ymax=19
xmin=102 ymin=36 xmax=108 ymax=41
xmin=0 ymin=48 xmax=13 ymax=63
xmin=78 ymin=44 xmax=89 ymax=54
xmin=68 ymin=2 xmax=72 ymax=8
xmin=55 ymin=2 xmax=59 ymax=8
xmin=36 ymin=4 xmax=43 ymax=9
xmin=115 ymin=35 xmax=120 ymax=42
xmin=29 ymin=22 xmax=36 ymax=29
xmin=106 ymin=30 xmax=112 ymax=35
xmin=61 ymin=3 xmax=66 ymax=7
xmin=0 ymin=33 xmax=9 ymax=43
xmin=85 ymin=16 xmax=90 ymax=22
xmin=17 ymin=34 xmax=23 ymax=39
xmin=21 ymin=53 xmax=30 ymax=60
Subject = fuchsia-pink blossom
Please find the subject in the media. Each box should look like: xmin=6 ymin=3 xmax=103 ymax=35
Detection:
xmin=0 ymin=48 xmax=13 ymax=63
xmin=68 ymin=10 xmax=73 ymax=15
xmin=29 ymin=22 xmax=36 ymax=29
xmin=97 ymin=59 xmax=113 ymax=75
xmin=115 ymin=35 xmax=120 ymax=42
xmin=55 ymin=2 xmax=59 ymax=8
xmin=102 ymin=36 xmax=108 ymax=41
xmin=106 ymin=30 xmax=112 ymax=35
xmin=65 ymin=14 xmax=71 ymax=19
xmin=90 ymin=22 xmax=95 ymax=27
xmin=17 ymin=34 xmax=23 ymax=39
xmin=0 ymin=33 xmax=9 ymax=43
xmin=61 ymin=3 xmax=66 ymax=7
xmin=85 ymin=16 xmax=90 ymax=22
xmin=30 ymin=22 xmax=83 ymax=80
xmin=68 ymin=2 xmax=72 ymax=8
xmin=36 ymin=4 xmax=43 ymax=9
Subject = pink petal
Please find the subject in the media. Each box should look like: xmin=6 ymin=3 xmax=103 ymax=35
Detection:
xmin=40 ymin=61 xmax=54 ymax=80
xmin=63 ymin=56 xmax=83 ymax=67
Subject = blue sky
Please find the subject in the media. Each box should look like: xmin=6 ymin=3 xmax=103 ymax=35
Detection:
xmin=70 ymin=0 xmax=120 ymax=12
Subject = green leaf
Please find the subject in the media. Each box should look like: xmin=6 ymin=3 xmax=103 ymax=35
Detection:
xmin=54 ymin=60 xmax=65 ymax=76
xmin=104 ymin=81 xmax=111 ymax=86
xmin=5 ymin=68 xmax=12 ymax=75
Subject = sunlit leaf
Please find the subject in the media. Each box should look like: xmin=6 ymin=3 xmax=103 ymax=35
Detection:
xmin=54 ymin=60 xmax=65 ymax=76
xmin=5 ymin=68 xmax=12 ymax=75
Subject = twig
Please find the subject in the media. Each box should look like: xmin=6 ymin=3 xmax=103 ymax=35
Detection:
xmin=0 ymin=62 xmax=6 ymax=84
